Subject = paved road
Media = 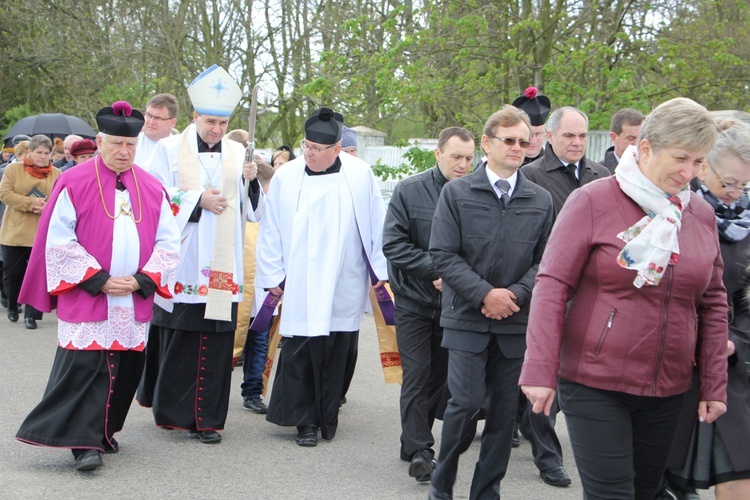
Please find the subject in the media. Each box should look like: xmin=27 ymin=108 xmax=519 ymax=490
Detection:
xmin=0 ymin=312 xmax=714 ymax=499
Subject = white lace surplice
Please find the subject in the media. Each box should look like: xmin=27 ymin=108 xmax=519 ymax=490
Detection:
xmin=45 ymin=188 xmax=179 ymax=350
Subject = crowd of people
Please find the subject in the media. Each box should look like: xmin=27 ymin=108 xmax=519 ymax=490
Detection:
xmin=2 ymin=65 xmax=748 ymax=500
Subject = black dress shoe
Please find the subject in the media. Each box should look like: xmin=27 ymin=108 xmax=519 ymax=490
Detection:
xmin=295 ymin=425 xmax=318 ymax=447
xmin=103 ymin=438 xmax=119 ymax=454
xmin=408 ymin=449 xmax=434 ymax=482
xmin=0 ymin=297 xmax=8 ymax=309
xmin=540 ymin=466 xmax=572 ymax=487
xmin=24 ymin=317 xmax=37 ymax=329
xmin=7 ymin=310 xmax=18 ymax=322
xmin=75 ymin=450 xmax=103 ymax=471
xmin=186 ymin=429 xmax=222 ymax=443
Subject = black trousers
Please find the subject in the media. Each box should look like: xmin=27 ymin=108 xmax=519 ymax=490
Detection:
xmin=558 ymin=378 xmax=685 ymax=500
xmin=519 ymin=393 xmax=564 ymax=471
xmin=431 ymin=340 xmax=522 ymax=500
xmin=395 ymin=306 xmax=448 ymax=458
xmin=1 ymin=245 xmax=42 ymax=319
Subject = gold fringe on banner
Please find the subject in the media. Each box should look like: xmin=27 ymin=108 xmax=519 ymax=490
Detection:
xmin=261 ymin=304 xmax=282 ymax=397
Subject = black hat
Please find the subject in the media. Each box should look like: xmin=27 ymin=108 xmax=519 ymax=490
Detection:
xmin=305 ymin=107 xmax=343 ymax=145
xmin=12 ymin=134 xmax=31 ymax=146
xmin=95 ymin=101 xmax=145 ymax=138
xmin=512 ymin=87 xmax=551 ymax=126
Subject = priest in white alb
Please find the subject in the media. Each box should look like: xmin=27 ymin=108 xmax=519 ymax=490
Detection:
xmin=143 ymin=65 xmax=260 ymax=444
xmin=256 ymin=107 xmax=388 ymax=447
xmin=15 ymin=101 xmax=181 ymax=472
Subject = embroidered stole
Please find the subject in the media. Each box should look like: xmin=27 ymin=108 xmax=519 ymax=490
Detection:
xmin=177 ymin=127 xmax=237 ymax=321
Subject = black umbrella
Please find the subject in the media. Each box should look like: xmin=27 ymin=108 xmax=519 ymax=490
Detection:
xmin=3 ymin=114 xmax=96 ymax=146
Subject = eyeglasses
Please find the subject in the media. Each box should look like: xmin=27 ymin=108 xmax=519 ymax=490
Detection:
xmin=144 ymin=112 xmax=173 ymax=122
xmin=709 ymin=163 xmax=750 ymax=194
xmin=489 ymin=136 xmax=531 ymax=149
xmin=301 ymin=140 xmax=337 ymax=154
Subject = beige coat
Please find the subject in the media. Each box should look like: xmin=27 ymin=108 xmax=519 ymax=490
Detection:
xmin=0 ymin=162 xmax=61 ymax=247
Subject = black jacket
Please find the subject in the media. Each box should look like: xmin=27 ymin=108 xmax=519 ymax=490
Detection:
xmin=600 ymin=146 xmax=618 ymax=174
xmin=429 ymin=163 xmax=554 ymax=335
xmin=521 ymin=143 xmax=611 ymax=216
xmin=382 ymin=166 xmax=448 ymax=318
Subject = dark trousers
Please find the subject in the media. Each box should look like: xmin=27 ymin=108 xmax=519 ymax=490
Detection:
xmin=1 ymin=245 xmax=42 ymax=319
xmin=519 ymin=394 xmax=563 ymax=471
xmin=395 ymin=306 xmax=448 ymax=458
xmin=431 ymin=340 xmax=522 ymax=500
xmin=558 ymin=378 xmax=685 ymax=500
xmin=240 ymin=324 xmax=270 ymax=400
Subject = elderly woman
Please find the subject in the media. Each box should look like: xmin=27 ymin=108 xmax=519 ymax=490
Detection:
xmin=69 ymin=139 xmax=97 ymax=166
xmin=0 ymin=134 xmax=62 ymax=329
xmin=519 ymin=98 xmax=729 ymax=499
xmin=660 ymin=119 xmax=750 ymax=500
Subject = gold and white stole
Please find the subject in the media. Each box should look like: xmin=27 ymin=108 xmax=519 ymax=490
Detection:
xmin=177 ymin=127 xmax=238 ymax=321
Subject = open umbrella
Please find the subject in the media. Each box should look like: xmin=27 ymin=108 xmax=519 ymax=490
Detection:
xmin=3 ymin=114 xmax=96 ymax=146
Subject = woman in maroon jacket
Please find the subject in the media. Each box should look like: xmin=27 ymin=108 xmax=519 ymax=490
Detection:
xmin=519 ymin=97 xmax=729 ymax=500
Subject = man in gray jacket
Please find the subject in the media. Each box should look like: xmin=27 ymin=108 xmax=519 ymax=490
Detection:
xmin=428 ymin=105 xmax=554 ymax=500
xmin=383 ymin=127 xmax=475 ymax=483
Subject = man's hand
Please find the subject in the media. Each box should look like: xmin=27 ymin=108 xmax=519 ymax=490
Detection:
xmin=243 ymin=161 xmax=258 ymax=181
xmin=373 ymin=280 xmax=386 ymax=290
xmin=268 ymin=286 xmax=284 ymax=297
xmin=432 ymin=278 xmax=443 ymax=292
xmin=481 ymin=288 xmax=519 ymax=319
xmin=521 ymin=386 xmax=556 ymax=416
xmin=728 ymin=340 xmax=735 ymax=356
xmin=31 ymin=197 xmax=47 ymax=214
xmin=199 ymin=188 xmax=227 ymax=215
xmin=698 ymin=400 xmax=726 ymax=424
xmin=102 ymin=277 xmax=137 ymax=297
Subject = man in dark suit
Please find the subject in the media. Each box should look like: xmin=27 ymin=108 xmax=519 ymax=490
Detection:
xmin=428 ymin=105 xmax=554 ymax=499
xmin=52 ymin=134 xmax=83 ymax=170
xmin=522 ymin=106 xmax=611 ymax=216
xmin=600 ymin=108 xmax=645 ymax=174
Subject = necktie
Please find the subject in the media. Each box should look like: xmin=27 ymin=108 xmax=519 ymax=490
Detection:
xmin=567 ymin=163 xmax=579 ymax=185
xmin=495 ymin=178 xmax=510 ymax=206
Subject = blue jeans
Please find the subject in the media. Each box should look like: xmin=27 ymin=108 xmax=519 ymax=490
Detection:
xmin=240 ymin=324 xmax=270 ymax=400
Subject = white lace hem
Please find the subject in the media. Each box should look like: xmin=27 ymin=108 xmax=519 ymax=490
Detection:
xmin=46 ymin=242 xmax=102 ymax=291
xmin=58 ymin=306 xmax=147 ymax=350
xmin=142 ymin=248 xmax=180 ymax=288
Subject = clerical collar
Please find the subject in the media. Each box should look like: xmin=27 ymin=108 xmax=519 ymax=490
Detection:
xmin=197 ymin=133 xmax=222 ymax=153
xmin=115 ymin=174 xmax=126 ymax=191
xmin=305 ymin=157 xmax=342 ymax=176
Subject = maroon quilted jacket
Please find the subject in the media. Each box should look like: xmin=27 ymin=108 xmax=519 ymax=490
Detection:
xmin=519 ymin=177 xmax=728 ymax=402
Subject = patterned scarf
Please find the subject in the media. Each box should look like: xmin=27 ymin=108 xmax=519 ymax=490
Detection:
xmin=614 ymin=147 xmax=690 ymax=288
xmin=691 ymin=178 xmax=750 ymax=242
xmin=23 ymin=156 xmax=52 ymax=178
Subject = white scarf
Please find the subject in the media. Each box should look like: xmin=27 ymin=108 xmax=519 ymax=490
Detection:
xmin=614 ymin=146 xmax=690 ymax=288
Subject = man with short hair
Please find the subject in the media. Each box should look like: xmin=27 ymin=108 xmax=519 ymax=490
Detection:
xmin=53 ymin=134 xmax=83 ymax=170
xmin=601 ymin=108 xmax=645 ymax=174
xmin=135 ymin=93 xmax=178 ymax=166
xmin=144 ymin=66 xmax=260 ymax=444
xmin=226 ymin=129 xmax=249 ymax=149
xmin=512 ymin=87 xmax=551 ymax=165
xmin=257 ymin=107 xmax=387 ymax=447
xmin=383 ymin=126 xmax=474 ymax=483
xmin=522 ymin=106 xmax=611 ymax=216
xmin=428 ymin=105 xmax=554 ymax=499
xmin=15 ymin=101 xmax=181 ymax=471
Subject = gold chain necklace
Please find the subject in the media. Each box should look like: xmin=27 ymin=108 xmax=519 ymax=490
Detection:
xmin=95 ymin=156 xmax=143 ymax=223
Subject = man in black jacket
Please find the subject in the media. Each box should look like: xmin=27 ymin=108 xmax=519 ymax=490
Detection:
xmin=428 ymin=105 xmax=554 ymax=500
xmin=600 ymin=108 xmax=644 ymax=174
xmin=383 ymin=127 xmax=475 ymax=483
xmin=522 ymin=106 xmax=611 ymax=216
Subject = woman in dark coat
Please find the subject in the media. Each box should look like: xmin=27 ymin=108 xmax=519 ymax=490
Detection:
xmin=665 ymin=118 xmax=750 ymax=499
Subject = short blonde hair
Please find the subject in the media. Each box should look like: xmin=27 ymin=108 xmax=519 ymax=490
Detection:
xmin=640 ymin=98 xmax=717 ymax=154
xmin=14 ymin=140 xmax=30 ymax=159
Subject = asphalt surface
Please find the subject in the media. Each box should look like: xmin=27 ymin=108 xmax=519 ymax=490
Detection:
xmin=0 ymin=312 xmax=715 ymax=499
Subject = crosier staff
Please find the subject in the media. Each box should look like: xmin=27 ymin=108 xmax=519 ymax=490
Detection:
xmin=243 ymin=84 xmax=265 ymax=223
